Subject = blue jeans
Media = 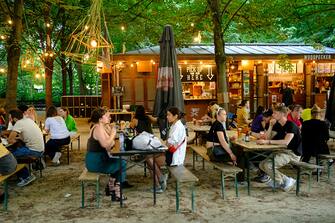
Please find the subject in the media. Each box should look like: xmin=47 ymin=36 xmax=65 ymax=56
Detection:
xmin=10 ymin=146 xmax=43 ymax=180
xmin=45 ymin=137 xmax=70 ymax=159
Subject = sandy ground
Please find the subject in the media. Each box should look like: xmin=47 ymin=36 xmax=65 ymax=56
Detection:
xmin=1 ymin=118 xmax=335 ymax=223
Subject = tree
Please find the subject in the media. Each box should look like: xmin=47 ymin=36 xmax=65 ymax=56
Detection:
xmin=0 ymin=0 xmax=24 ymax=111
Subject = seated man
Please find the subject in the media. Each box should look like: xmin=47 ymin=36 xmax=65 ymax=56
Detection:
xmin=7 ymin=109 xmax=45 ymax=186
xmin=257 ymin=105 xmax=302 ymax=192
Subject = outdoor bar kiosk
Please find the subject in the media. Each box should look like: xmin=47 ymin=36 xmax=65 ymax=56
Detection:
xmin=109 ymin=43 xmax=335 ymax=121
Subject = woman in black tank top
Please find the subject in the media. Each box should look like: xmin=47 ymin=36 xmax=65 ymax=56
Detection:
xmin=85 ymin=108 xmax=128 ymax=201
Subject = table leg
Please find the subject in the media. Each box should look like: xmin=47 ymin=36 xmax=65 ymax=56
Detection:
xmin=153 ymin=155 xmax=156 ymax=205
xmin=119 ymin=156 xmax=123 ymax=208
xmin=192 ymin=151 xmax=195 ymax=170
xmin=272 ymin=155 xmax=276 ymax=193
xmin=245 ymin=152 xmax=250 ymax=196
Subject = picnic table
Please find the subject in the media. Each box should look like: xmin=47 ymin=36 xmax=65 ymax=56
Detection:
xmin=232 ymin=138 xmax=286 ymax=195
xmin=187 ymin=123 xmax=236 ymax=144
xmin=109 ymin=147 xmax=166 ymax=208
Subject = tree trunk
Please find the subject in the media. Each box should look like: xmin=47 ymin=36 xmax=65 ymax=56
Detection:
xmin=5 ymin=0 xmax=24 ymax=111
xmin=43 ymin=4 xmax=55 ymax=109
xmin=76 ymin=62 xmax=86 ymax=95
xmin=60 ymin=56 xmax=67 ymax=96
xmin=208 ymin=0 xmax=229 ymax=112
xmin=67 ymin=62 xmax=74 ymax=95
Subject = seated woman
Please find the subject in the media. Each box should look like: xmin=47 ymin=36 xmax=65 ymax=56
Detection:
xmin=130 ymin=105 xmax=156 ymax=134
xmin=146 ymin=107 xmax=187 ymax=193
xmin=301 ymin=104 xmax=330 ymax=163
xmin=206 ymin=108 xmax=245 ymax=182
xmin=44 ymin=106 xmax=71 ymax=165
xmin=251 ymin=109 xmax=273 ymax=138
xmin=58 ymin=107 xmax=78 ymax=136
xmin=0 ymin=143 xmax=17 ymax=201
xmin=85 ymin=108 xmax=127 ymax=201
xmin=236 ymin=100 xmax=251 ymax=129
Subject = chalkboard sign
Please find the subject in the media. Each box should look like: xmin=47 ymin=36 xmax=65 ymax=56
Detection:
xmin=179 ymin=64 xmax=217 ymax=82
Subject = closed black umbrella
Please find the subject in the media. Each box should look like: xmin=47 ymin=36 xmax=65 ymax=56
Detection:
xmin=153 ymin=25 xmax=184 ymax=139
xmin=326 ymin=75 xmax=335 ymax=129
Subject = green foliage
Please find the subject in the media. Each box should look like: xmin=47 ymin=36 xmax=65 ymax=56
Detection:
xmin=277 ymin=55 xmax=294 ymax=73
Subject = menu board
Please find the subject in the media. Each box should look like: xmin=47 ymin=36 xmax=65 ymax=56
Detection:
xmin=179 ymin=64 xmax=217 ymax=82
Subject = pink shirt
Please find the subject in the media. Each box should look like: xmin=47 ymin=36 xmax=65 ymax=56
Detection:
xmin=287 ymin=113 xmax=302 ymax=128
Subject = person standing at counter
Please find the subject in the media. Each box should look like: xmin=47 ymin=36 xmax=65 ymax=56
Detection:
xmin=281 ymin=83 xmax=294 ymax=106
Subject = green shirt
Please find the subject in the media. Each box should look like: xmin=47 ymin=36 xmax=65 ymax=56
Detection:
xmin=65 ymin=114 xmax=77 ymax=132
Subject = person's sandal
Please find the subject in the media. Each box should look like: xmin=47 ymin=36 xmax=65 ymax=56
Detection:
xmin=111 ymin=182 xmax=127 ymax=202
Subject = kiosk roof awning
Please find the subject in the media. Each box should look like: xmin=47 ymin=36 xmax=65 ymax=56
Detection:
xmin=122 ymin=43 xmax=335 ymax=56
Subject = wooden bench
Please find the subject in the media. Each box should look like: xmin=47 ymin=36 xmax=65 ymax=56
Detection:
xmin=70 ymin=133 xmax=81 ymax=151
xmin=16 ymin=156 xmax=44 ymax=177
xmin=0 ymin=164 xmax=26 ymax=211
xmin=290 ymin=160 xmax=323 ymax=196
xmin=168 ymin=166 xmax=198 ymax=213
xmin=60 ymin=145 xmax=70 ymax=165
xmin=317 ymin=154 xmax=335 ymax=181
xmin=78 ymin=168 xmax=100 ymax=208
xmin=189 ymin=145 xmax=243 ymax=199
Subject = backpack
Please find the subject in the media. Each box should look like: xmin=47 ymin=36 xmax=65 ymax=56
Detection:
xmin=132 ymin=131 xmax=165 ymax=150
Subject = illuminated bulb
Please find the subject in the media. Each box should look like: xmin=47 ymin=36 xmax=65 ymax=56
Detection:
xmin=121 ymin=26 xmax=125 ymax=31
xmin=130 ymin=64 xmax=134 ymax=68
xmin=23 ymin=65 xmax=27 ymax=68
xmin=35 ymin=74 xmax=40 ymax=78
xmin=312 ymin=60 xmax=316 ymax=64
xmin=118 ymin=62 xmax=123 ymax=65
xmin=90 ymin=39 xmax=97 ymax=48
xmin=46 ymin=23 xmax=50 ymax=27
xmin=8 ymin=20 xmax=12 ymax=25
xmin=26 ymin=60 xmax=30 ymax=64
xmin=200 ymin=61 xmax=203 ymax=65
xmin=152 ymin=61 xmax=156 ymax=65
xmin=44 ymin=52 xmax=49 ymax=57
xmin=0 ymin=68 xmax=5 ymax=73
xmin=231 ymin=65 xmax=235 ymax=69
xmin=136 ymin=62 xmax=139 ymax=65
xmin=191 ymin=23 xmax=194 ymax=27
xmin=84 ymin=53 xmax=89 ymax=60
xmin=184 ymin=61 xmax=187 ymax=64
xmin=49 ymin=53 xmax=54 ymax=57
xmin=85 ymin=25 xmax=89 ymax=30
xmin=0 ymin=35 xmax=5 ymax=40
xmin=258 ymin=60 xmax=262 ymax=64
xmin=194 ymin=37 xmax=199 ymax=42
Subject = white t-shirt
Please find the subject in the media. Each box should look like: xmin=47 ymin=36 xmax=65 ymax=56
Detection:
xmin=45 ymin=116 xmax=70 ymax=139
xmin=12 ymin=117 xmax=44 ymax=152
xmin=167 ymin=120 xmax=187 ymax=166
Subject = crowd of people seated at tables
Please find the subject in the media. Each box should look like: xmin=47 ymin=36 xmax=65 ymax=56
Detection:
xmin=0 ymin=99 xmax=333 ymax=204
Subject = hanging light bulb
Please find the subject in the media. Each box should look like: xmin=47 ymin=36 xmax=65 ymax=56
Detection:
xmin=0 ymin=35 xmax=6 ymax=40
xmin=0 ymin=68 xmax=5 ymax=73
xmin=26 ymin=60 xmax=30 ymax=64
xmin=7 ymin=20 xmax=13 ymax=25
xmin=84 ymin=25 xmax=89 ymax=30
xmin=44 ymin=52 xmax=49 ymax=57
xmin=90 ymin=39 xmax=97 ymax=48
xmin=46 ymin=23 xmax=50 ymax=27
xmin=49 ymin=52 xmax=54 ymax=57
xmin=121 ymin=26 xmax=125 ymax=31
xmin=35 ymin=73 xmax=40 ymax=79
xmin=191 ymin=23 xmax=194 ymax=27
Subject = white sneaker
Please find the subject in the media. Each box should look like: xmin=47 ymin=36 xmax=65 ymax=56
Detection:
xmin=17 ymin=174 xmax=36 ymax=187
xmin=52 ymin=152 xmax=62 ymax=163
xmin=282 ymin=177 xmax=296 ymax=192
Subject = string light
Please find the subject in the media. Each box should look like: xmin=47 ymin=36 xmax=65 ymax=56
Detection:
xmin=130 ymin=64 xmax=134 ymax=68
xmin=0 ymin=35 xmax=6 ymax=40
xmin=90 ymin=39 xmax=97 ymax=48
xmin=84 ymin=25 xmax=89 ymax=30
xmin=184 ymin=61 xmax=187 ymax=64
xmin=46 ymin=23 xmax=50 ymax=27
xmin=121 ymin=26 xmax=125 ymax=31
xmin=0 ymin=68 xmax=5 ymax=73
xmin=191 ymin=23 xmax=194 ymax=27
xmin=200 ymin=61 xmax=203 ymax=65
xmin=44 ymin=52 xmax=49 ymax=57
xmin=49 ymin=53 xmax=54 ymax=57
xmin=35 ymin=73 xmax=40 ymax=79
xmin=7 ymin=20 xmax=13 ymax=25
